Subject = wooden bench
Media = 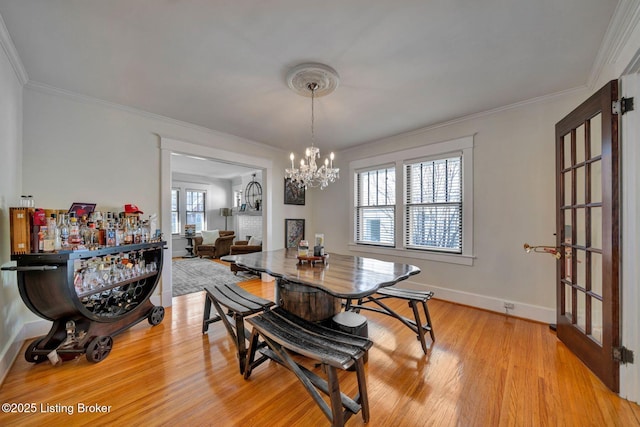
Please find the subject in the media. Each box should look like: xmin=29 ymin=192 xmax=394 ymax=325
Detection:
xmin=347 ymin=286 xmax=435 ymax=354
xmin=244 ymin=306 xmax=373 ymax=426
xmin=202 ymin=283 xmax=275 ymax=374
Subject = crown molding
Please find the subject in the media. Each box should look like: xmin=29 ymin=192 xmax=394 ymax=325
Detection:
xmin=588 ymin=0 xmax=640 ymax=88
xmin=0 ymin=11 xmax=28 ymax=85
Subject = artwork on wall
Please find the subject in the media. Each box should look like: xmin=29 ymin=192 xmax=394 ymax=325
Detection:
xmin=285 ymin=218 xmax=305 ymax=248
xmin=68 ymin=203 xmax=96 ymax=218
xmin=284 ymin=178 xmax=305 ymax=205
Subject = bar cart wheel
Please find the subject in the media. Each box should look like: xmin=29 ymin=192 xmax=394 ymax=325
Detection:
xmin=85 ymin=336 xmax=113 ymax=363
xmin=25 ymin=337 xmax=47 ymax=364
xmin=147 ymin=305 xmax=165 ymax=326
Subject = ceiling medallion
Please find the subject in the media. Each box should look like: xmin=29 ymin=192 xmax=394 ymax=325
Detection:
xmin=285 ymin=63 xmax=340 ymax=190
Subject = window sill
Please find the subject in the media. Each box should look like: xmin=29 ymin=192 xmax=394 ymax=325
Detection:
xmin=348 ymin=243 xmax=474 ymax=266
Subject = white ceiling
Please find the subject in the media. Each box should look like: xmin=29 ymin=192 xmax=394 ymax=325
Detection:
xmin=171 ymin=153 xmax=258 ymax=179
xmin=0 ymin=0 xmax=619 ymax=156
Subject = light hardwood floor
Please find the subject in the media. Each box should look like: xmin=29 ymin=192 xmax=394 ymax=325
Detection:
xmin=1 ymin=277 xmax=639 ymax=426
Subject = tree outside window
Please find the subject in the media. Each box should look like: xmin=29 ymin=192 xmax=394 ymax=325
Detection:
xmin=355 ymin=167 xmax=395 ymax=246
xmin=405 ymin=156 xmax=462 ymax=253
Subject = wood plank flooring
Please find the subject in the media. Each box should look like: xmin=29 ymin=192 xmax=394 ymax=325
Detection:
xmin=1 ymin=277 xmax=639 ymax=426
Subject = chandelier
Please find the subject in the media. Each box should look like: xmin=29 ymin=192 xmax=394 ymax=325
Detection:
xmin=285 ymin=63 xmax=340 ymax=189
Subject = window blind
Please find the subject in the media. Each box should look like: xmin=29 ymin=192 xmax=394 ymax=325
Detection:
xmin=355 ymin=167 xmax=395 ymax=246
xmin=405 ymin=156 xmax=462 ymax=253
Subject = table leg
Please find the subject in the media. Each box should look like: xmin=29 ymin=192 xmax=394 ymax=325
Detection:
xmin=275 ymin=279 xmax=342 ymax=323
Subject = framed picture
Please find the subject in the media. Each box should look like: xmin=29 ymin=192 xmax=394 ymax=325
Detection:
xmin=285 ymin=218 xmax=305 ymax=248
xmin=68 ymin=202 xmax=96 ymax=218
xmin=240 ymin=203 xmax=247 ymax=212
xmin=284 ymin=178 xmax=305 ymax=205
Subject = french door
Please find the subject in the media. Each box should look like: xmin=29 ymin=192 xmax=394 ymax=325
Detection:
xmin=555 ymin=80 xmax=620 ymax=392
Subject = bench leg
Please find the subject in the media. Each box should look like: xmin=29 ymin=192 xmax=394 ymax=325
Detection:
xmin=353 ymin=357 xmax=370 ymax=422
xmin=421 ymin=300 xmax=436 ymax=342
xmin=326 ymin=366 xmax=344 ymax=427
xmin=409 ymin=301 xmax=429 ymax=354
xmin=234 ymin=312 xmax=248 ymax=375
xmin=202 ymin=292 xmax=222 ymax=334
xmin=210 ymin=298 xmax=247 ymax=373
xmin=243 ymin=329 xmax=260 ymax=379
xmin=352 ymin=295 xmax=435 ymax=354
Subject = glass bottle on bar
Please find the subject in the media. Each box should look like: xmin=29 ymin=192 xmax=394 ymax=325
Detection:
xmin=59 ymin=213 xmax=70 ymax=248
xmin=69 ymin=214 xmax=82 ymax=246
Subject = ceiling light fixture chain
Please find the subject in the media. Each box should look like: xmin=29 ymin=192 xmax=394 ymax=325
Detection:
xmin=285 ymin=63 xmax=340 ymax=190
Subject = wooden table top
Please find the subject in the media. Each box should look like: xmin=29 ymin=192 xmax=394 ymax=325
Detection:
xmin=227 ymin=249 xmax=421 ymax=299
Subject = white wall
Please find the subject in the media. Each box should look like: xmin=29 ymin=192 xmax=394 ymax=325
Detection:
xmin=0 ymin=23 xmax=24 ymax=382
xmin=314 ymin=89 xmax=590 ymax=322
xmin=17 ymin=83 xmax=316 ymax=319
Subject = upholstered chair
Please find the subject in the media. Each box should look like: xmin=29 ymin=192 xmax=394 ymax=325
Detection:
xmin=228 ymin=237 xmax=262 ymax=274
xmin=193 ymin=230 xmax=235 ymax=258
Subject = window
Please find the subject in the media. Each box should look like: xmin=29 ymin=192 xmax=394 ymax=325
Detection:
xmin=171 ymin=189 xmax=180 ymax=234
xmin=234 ymin=190 xmax=243 ymax=208
xmin=355 ymin=166 xmax=395 ymax=246
xmin=405 ymin=156 xmax=462 ymax=253
xmin=186 ymin=190 xmax=206 ymax=233
xmin=349 ymin=135 xmax=473 ymax=265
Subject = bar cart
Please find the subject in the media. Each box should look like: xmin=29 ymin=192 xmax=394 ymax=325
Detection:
xmin=5 ymin=241 xmax=166 ymax=364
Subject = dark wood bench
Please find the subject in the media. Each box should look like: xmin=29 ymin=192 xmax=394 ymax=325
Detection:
xmin=202 ymin=283 xmax=275 ymax=374
xmin=244 ymin=306 xmax=373 ymax=426
xmin=347 ymin=286 xmax=435 ymax=354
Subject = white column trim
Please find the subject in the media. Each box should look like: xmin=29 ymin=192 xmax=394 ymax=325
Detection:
xmin=620 ymin=73 xmax=640 ymax=403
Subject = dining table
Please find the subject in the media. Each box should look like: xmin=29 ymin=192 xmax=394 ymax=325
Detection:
xmin=223 ymin=248 xmax=421 ymax=323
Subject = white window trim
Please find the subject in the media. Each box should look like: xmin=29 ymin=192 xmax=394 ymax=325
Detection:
xmin=349 ymin=135 xmax=474 ymax=266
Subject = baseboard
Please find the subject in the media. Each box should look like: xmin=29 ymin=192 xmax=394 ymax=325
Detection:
xmin=398 ymin=279 xmax=555 ymax=324
xmin=0 ymin=318 xmax=51 ymax=386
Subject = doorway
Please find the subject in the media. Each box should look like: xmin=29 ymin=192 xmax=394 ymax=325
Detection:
xmin=159 ymin=137 xmax=273 ymax=306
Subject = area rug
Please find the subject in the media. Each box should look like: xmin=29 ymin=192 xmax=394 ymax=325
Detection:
xmin=172 ymin=257 xmax=242 ymax=297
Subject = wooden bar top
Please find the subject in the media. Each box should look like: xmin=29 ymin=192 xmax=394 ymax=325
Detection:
xmin=228 ymin=249 xmax=420 ymax=299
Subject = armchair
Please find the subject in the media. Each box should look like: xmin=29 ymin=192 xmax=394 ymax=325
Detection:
xmin=194 ymin=230 xmax=235 ymax=259
xmin=229 ymin=238 xmax=262 ymax=275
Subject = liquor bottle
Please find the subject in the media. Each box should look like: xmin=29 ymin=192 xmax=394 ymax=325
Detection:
xmin=59 ymin=213 xmax=70 ymax=248
xmin=124 ymin=217 xmax=133 ymax=245
xmin=38 ymin=226 xmax=46 ymax=252
xmin=85 ymin=222 xmax=98 ymax=246
xmin=98 ymin=220 xmax=106 ymax=246
xmin=43 ymin=215 xmax=57 ymax=252
xmin=52 ymin=213 xmax=62 ymax=251
xmin=69 ymin=216 xmax=82 ymax=246
xmin=115 ymin=218 xmax=125 ymax=246
xmin=134 ymin=220 xmax=142 ymax=244
xmin=106 ymin=220 xmax=116 ymax=247
xmin=80 ymin=216 xmax=89 ymax=245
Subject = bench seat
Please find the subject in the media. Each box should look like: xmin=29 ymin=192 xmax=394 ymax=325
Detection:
xmin=244 ymin=307 xmax=372 ymax=426
xmin=348 ymin=286 xmax=435 ymax=354
xmin=202 ymin=283 xmax=274 ymax=374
